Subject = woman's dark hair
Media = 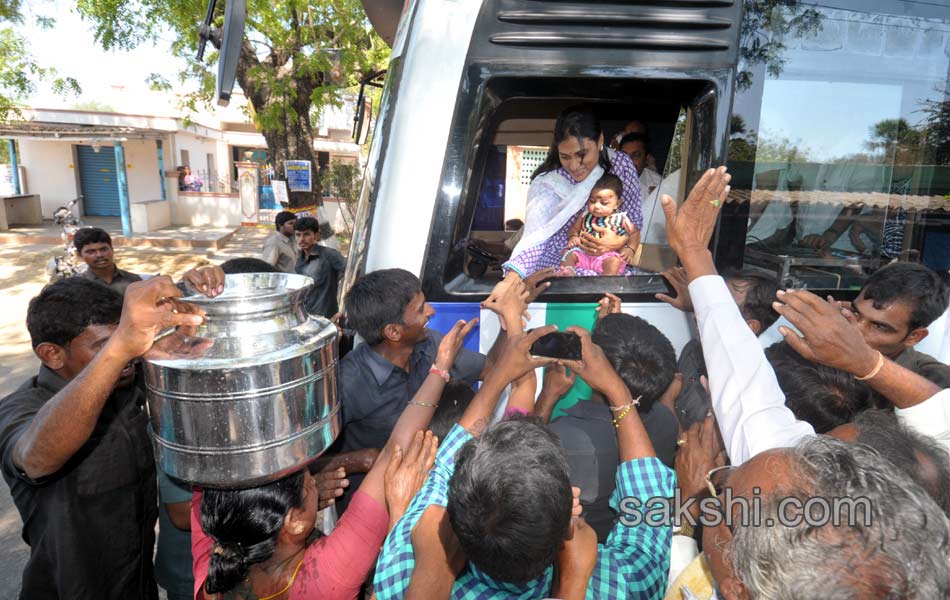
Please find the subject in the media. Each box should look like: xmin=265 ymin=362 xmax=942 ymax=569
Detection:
xmin=200 ymin=470 xmax=306 ymax=594
xmin=531 ymin=104 xmax=611 ymax=180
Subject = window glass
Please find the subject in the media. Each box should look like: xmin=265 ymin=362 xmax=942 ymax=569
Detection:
xmin=725 ymin=0 xmax=950 ymax=288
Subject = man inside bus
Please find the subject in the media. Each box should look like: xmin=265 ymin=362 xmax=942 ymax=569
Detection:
xmin=849 ymin=261 xmax=950 ymax=392
xmin=74 ymin=226 xmax=142 ymax=295
xmin=261 ymin=210 xmax=298 ymax=273
xmin=0 ymin=277 xmax=205 ymax=599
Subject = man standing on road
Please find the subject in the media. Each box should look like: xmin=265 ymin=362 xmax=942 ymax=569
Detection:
xmin=294 ymin=216 xmax=346 ymax=318
xmin=0 ymin=277 xmax=204 ymax=599
xmin=74 ymin=227 xmax=142 ymax=295
xmin=261 ymin=211 xmax=298 ymax=273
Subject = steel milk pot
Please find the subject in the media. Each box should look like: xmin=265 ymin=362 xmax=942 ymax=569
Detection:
xmin=143 ymin=273 xmax=339 ymax=488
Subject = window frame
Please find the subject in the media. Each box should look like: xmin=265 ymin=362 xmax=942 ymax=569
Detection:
xmin=420 ymin=66 xmax=736 ymax=303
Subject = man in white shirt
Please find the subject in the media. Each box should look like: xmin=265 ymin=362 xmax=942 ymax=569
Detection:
xmin=261 ymin=211 xmax=298 ymax=273
xmin=660 ymin=166 xmax=950 ymax=599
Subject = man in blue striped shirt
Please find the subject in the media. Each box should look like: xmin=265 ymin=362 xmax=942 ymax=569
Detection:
xmin=374 ymin=292 xmax=676 ymax=599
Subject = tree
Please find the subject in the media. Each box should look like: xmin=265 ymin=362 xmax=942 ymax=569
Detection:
xmin=0 ymin=2 xmax=80 ymax=122
xmin=864 ymin=118 xmax=923 ymax=165
xmin=920 ymin=98 xmax=950 ymax=166
xmin=76 ymin=0 xmax=388 ymax=208
xmin=738 ymin=0 xmax=823 ymax=91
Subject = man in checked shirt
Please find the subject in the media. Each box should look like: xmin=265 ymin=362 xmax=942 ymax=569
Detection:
xmin=374 ymin=276 xmax=676 ymax=599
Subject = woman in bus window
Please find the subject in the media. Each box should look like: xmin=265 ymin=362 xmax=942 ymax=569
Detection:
xmin=500 ymin=105 xmax=642 ymax=281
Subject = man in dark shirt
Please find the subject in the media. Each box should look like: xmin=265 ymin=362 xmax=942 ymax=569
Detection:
xmin=293 ymin=216 xmax=346 ymax=318
xmin=338 ymin=268 xmax=487 ymax=453
xmin=0 ymin=276 xmax=204 ymax=599
xmin=850 ymin=262 xmax=950 ymax=393
xmin=547 ymin=313 xmax=680 ymax=542
xmin=74 ymin=227 xmax=142 ymax=295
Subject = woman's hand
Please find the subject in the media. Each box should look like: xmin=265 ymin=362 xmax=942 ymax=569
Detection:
xmin=578 ymin=223 xmax=627 ymax=256
xmin=385 ymin=430 xmax=438 ymax=528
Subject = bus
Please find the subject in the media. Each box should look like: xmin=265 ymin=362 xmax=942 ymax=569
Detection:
xmin=348 ymin=0 xmax=950 ymax=408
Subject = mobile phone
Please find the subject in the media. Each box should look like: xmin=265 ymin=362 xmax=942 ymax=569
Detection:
xmin=529 ymin=331 xmax=582 ymax=360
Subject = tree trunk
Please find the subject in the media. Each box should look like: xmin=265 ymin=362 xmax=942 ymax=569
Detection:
xmin=234 ymin=40 xmax=324 ymax=211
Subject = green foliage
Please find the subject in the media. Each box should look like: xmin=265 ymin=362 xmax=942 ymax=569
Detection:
xmin=77 ymin=0 xmax=387 ymax=206
xmin=323 ymin=159 xmax=360 ymax=201
xmin=738 ymin=0 xmax=823 ymax=91
xmin=0 ymin=19 xmax=81 ymax=122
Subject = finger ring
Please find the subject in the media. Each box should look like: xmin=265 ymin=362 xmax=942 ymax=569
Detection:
xmin=677 ymin=438 xmax=687 ymax=447
xmin=709 ymin=198 xmax=721 ymax=207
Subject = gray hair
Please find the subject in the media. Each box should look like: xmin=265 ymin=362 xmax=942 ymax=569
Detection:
xmin=730 ymin=436 xmax=950 ymax=599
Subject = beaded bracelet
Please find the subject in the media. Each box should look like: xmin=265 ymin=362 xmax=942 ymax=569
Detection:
xmin=613 ymin=406 xmax=632 ymax=428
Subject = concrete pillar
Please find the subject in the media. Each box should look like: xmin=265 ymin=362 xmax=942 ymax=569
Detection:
xmin=236 ymin=160 xmax=260 ymax=222
xmin=114 ymin=141 xmax=132 ymax=236
xmin=7 ymin=139 xmax=20 ymax=195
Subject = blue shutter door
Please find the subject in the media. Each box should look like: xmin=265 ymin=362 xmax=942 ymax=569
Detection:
xmin=77 ymin=145 xmax=121 ymax=216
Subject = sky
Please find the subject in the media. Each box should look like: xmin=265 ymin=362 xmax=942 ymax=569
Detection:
xmin=17 ymin=0 xmax=190 ymax=107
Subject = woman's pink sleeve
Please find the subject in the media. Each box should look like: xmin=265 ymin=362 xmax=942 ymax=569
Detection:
xmin=291 ymin=490 xmax=390 ymax=600
xmin=191 ymin=490 xmax=212 ymax=600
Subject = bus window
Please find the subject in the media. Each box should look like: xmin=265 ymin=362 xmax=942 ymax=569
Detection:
xmin=717 ymin=0 xmax=950 ymax=290
xmin=428 ymin=76 xmax=717 ymax=302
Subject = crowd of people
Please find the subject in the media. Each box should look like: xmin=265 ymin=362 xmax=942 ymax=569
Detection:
xmin=1 ymin=108 xmax=949 ymax=600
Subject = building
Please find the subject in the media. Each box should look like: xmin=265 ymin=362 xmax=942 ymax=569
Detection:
xmin=0 ymin=87 xmax=362 ymax=233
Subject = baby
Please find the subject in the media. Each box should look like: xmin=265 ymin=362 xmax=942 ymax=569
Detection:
xmin=560 ymin=174 xmax=632 ymax=276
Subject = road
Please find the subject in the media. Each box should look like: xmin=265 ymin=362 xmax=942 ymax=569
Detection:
xmin=0 ymin=226 xmax=269 ymax=598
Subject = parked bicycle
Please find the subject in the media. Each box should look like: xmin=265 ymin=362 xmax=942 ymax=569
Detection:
xmin=45 ymin=197 xmax=87 ymax=281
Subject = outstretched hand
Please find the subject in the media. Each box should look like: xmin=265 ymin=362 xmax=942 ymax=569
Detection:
xmin=772 ymin=289 xmax=879 ymax=376
xmin=481 ymin=277 xmax=529 ymax=333
xmin=181 ymin=265 xmax=226 ymax=298
xmin=435 ymin=318 xmax=478 ymax=371
xmin=655 ymin=267 xmax=693 ymax=312
xmin=385 ymin=430 xmax=439 ymax=525
xmin=661 ymin=166 xmax=731 ymax=278
xmin=595 ymin=293 xmax=622 ymax=321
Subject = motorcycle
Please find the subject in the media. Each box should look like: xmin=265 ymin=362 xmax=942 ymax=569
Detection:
xmin=45 ymin=197 xmax=87 ymax=282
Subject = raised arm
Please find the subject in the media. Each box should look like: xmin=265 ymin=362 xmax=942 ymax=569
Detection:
xmin=662 ymin=167 xmax=813 ymax=465
xmin=13 ymin=277 xmax=204 ymax=479
xmin=356 ymin=318 xmax=477 ymax=507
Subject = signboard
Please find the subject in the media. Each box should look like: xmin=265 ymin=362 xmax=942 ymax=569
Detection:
xmin=251 ymin=204 xmax=316 ymax=226
xmin=271 ymin=180 xmax=289 ymax=206
xmin=284 ymin=160 xmax=312 ymax=192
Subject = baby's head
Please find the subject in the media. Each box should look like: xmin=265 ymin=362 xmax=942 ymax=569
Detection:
xmin=588 ymin=174 xmax=623 ymax=218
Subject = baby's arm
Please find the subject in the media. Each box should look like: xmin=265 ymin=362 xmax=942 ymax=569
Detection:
xmin=566 ymin=211 xmax=586 ymax=249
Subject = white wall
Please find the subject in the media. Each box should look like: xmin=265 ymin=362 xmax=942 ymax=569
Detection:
xmin=17 ymin=140 xmax=80 ymax=218
xmin=121 ymin=139 xmax=163 ymax=203
xmin=172 ymin=192 xmax=243 ymax=227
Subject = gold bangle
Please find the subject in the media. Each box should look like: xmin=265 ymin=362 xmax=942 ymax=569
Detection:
xmin=613 ymin=406 xmax=632 ymax=428
xmin=855 ymin=351 xmax=885 ymax=381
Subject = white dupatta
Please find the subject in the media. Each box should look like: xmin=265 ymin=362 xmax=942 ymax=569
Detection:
xmin=508 ymin=160 xmax=606 ymax=262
